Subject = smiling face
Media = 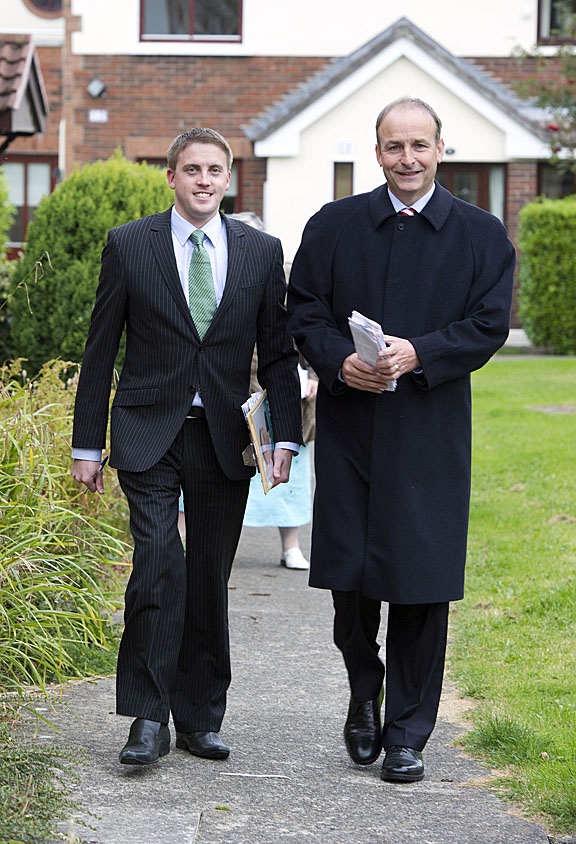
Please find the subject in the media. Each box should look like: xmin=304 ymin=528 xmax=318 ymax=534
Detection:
xmin=167 ymin=142 xmax=231 ymax=227
xmin=375 ymin=104 xmax=444 ymax=205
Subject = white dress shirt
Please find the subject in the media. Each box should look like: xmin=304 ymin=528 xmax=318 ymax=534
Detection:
xmin=387 ymin=183 xmax=435 ymax=214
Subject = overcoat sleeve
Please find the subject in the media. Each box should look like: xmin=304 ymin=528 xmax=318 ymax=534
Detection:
xmin=409 ymin=210 xmax=516 ymax=390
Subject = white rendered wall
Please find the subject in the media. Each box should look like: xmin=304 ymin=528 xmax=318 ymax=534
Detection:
xmin=69 ymin=0 xmax=538 ymax=58
xmin=3 ymin=0 xmax=64 ymax=45
xmin=263 ymin=57 xmax=509 ymax=261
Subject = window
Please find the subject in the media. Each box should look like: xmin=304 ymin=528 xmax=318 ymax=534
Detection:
xmin=436 ymin=163 xmax=505 ymax=221
xmin=538 ymin=163 xmax=576 ymax=197
xmin=539 ymin=0 xmax=576 ymax=42
xmin=22 ymin=0 xmax=62 ymax=16
xmin=2 ymin=156 xmax=57 ymax=246
xmin=141 ymin=0 xmax=242 ymax=41
xmin=333 ymin=163 xmax=353 ymax=200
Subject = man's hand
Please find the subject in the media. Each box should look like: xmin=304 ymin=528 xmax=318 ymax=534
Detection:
xmin=342 ymin=353 xmax=391 ymax=393
xmin=304 ymin=378 xmax=318 ymax=400
xmin=71 ymin=459 xmax=106 ymax=494
xmin=376 ymin=336 xmax=421 ymax=380
xmin=271 ymin=447 xmax=294 ymax=487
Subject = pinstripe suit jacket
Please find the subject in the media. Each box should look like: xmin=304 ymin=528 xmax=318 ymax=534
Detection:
xmin=72 ymin=209 xmax=302 ymax=478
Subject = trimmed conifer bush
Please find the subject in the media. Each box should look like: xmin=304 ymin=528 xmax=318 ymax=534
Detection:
xmin=518 ymin=195 xmax=576 ymax=355
xmin=9 ymin=151 xmax=173 ymax=373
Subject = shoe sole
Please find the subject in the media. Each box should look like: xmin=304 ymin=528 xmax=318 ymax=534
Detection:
xmin=280 ymin=560 xmax=309 ymax=570
xmin=119 ymin=741 xmax=170 ymax=766
xmin=381 ymin=770 xmax=424 ymax=782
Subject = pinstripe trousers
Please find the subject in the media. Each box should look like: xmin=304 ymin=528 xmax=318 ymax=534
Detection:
xmin=116 ymin=416 xmax=250 ymax=732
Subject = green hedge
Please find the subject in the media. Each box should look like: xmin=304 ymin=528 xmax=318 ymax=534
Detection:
xmin=518 ymin=195 xmax=576 ymax=354
xmin=9 ymin=151 xmax=173 ymax=374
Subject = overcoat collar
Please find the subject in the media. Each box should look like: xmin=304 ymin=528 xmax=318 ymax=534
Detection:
xmin=148 ymin=208 xmax=247 ymax=340
xmin=369 ymin=181 xmax=454 ymax=232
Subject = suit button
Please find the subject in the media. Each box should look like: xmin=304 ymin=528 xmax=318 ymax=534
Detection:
xmin=397 ymin=222 xmax=405 ymax=231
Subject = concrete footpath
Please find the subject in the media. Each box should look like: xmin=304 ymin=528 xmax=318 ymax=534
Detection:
xmin=25 ymin=522 xmax=552 ymax=844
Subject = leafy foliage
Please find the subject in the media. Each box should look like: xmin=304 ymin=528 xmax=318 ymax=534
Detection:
xmin=514 ymin=5 xmax=576 ymax=174
xmin=0 ymin=168 xmax=16 ymax=363
xmin=517 ymin=195 xmax=576 ymax=353
xmin=9 ymin=151 xmax=173 ymax=374
xmin=0 ymin=722 xmax=82 ymax=844
xmin=0 ymin=359 xmax=129 ymax=692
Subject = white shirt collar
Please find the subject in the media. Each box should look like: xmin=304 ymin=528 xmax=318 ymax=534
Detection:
xmin=170 ymin=206 xmax=225 ymax=247
xmin=387 ymin=183 xmax=436 ymax=214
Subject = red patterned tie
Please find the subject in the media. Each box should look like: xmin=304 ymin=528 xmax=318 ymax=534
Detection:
xmin=399 ymin=207 xmax=417 ymax=216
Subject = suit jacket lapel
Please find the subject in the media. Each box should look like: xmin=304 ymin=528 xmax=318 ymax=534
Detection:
xmin=149 ymin=208 xmax=198 ymax=333
xmin=204 ymin=215 xmax=246 ymax=334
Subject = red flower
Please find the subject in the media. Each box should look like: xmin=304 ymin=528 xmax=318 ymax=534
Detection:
xmin=547 ymin=123 xmax=560 ymax=131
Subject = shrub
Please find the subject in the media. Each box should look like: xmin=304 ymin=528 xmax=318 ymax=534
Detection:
xmin=518 ymin=196 xmax=576 ymax=354
xmin=9 ymin=151 xmax=173 ymax=374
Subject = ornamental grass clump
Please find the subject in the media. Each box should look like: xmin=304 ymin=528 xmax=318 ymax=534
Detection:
xmin=0 ymin=359 xmax=128 ymax=693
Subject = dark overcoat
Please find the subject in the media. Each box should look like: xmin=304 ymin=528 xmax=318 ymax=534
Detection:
xmin=287 ymin=182 xmax=515 ymax=604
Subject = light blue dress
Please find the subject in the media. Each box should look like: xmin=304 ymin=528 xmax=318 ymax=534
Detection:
xmin=243 ymin=446 xmax=312 ymax=527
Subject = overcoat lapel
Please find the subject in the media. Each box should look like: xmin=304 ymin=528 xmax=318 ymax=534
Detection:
xmin=149 ymin=209 xmax=198 ymax=333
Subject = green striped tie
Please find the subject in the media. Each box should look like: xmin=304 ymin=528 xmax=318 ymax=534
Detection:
xmin=188 ymin=229 xmax=216 ymax=339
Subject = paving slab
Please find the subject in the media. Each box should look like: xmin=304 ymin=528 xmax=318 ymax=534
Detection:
xmin=23 ymin=523 xmax=551 ymax=844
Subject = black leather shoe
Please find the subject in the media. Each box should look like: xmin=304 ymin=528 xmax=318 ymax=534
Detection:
xmin=119 ymin=718 xmax=170 ymax=765
xmin=343 ymin=691 xmax=383 ymax=765
xmin=176 ymin=731 xmax=230 ymax=759
xmin=381 ymin=746 xmax=424 ymax=782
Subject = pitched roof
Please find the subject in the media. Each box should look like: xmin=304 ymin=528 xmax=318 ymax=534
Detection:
xmin=243 ymin=17 xmax=548 ymax=144
xmin=0 ymin=34 xmax=49 ymax=139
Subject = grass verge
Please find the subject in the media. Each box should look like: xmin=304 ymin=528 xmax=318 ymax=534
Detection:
xmin=1 ymin=359 xmax=129 ymax=841
xmin=450 ymin=355 xmax=576 ymax=835
xmin=0 ymin=719 xmax=82 ymax=844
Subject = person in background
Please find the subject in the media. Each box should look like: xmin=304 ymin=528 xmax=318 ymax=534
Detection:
xmin=243 ymin=354 xmax=317 ymax=570
xmin=287 ymin=97 xmax=515 ymax=783
xmin=231 ymin=213 xmax=316 ymax=572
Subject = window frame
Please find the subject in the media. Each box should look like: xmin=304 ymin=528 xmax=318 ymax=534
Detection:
xmin=538 ymin=0 xmax=576 ymax=44
xmin=22 ymin=0 xmax=62 ymax=18
xmin=2 ymin=153 xmax=58 ymax=250
xmin=333 ymin=162 xmax=354 ymax=200
xmin=139 ymin=0 xmax=243 ymax=43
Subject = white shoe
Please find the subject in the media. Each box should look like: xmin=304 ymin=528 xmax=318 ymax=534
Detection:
xmin=280 ymin=547 xmax=309 ymax=570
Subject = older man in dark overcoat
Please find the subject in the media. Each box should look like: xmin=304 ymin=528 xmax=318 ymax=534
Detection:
xmin=287 ymin=97 xmax=515 ymax=782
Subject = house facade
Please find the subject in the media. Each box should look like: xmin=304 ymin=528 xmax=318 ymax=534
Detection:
xmin=2 ymin=0 xmax=572 ymax=320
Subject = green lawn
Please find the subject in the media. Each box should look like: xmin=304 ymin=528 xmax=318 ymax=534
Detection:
xmin=450 ymin=356 xmax=576 ymax=834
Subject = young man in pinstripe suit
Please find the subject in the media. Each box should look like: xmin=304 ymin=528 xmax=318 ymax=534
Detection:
xmin=71 ymin=128 xmax=302 ymax=766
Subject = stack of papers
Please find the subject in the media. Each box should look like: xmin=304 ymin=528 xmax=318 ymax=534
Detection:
xmin=348 ymin=310 xmax=397 ymax=392
xmin=241 ymin=390 xmax=276 ymax=493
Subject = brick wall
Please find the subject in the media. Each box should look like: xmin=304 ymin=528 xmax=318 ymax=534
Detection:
xmin=9 ymin=52 xmax=328 ymax=215
xmin=506 ymin=161 xmax=539 ymax=326
xmin=469 ymin=55 xmax=563 ymax=88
